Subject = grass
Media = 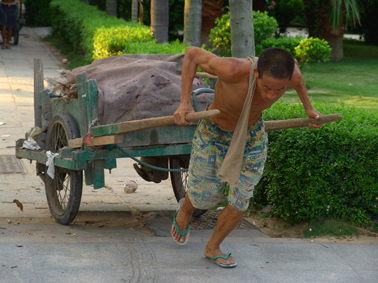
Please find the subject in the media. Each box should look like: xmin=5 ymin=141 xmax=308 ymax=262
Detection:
xmin=303 ymin=219 xmax=359 ymax=238
xmin=282 ymin=39 xmax=378 ymax=110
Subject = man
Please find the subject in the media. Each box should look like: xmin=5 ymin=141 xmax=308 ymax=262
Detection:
xmin=0 ymin=0 xmax=22 ymax=49
xmin=171 ymin=46 xmax=322 ymax=268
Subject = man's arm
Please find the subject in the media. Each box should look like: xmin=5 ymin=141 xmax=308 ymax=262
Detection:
xmin=174 ymin=47 xmax=247 ymax=125
xmin=290 ymin=63 xmax=323 ymax=129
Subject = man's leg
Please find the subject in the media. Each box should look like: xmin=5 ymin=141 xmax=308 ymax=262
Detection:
xmin=171 ymin=193 xmax=196 ymax=244
xmin=1 ymin=26 xmax=7 ymax=48
xmin=6 ymin=28 xmax=12 ymax=47
xmin=204 ymin=203 xmax=243 ymax=265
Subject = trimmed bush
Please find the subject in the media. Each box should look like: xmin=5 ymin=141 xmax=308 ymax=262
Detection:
xmin=254 ymin=102 xmax=378 ymax=225
xmin=124 ymin=40 xmax=189 ymax=54
xmin=257 ymin=36 xmax=303 ymax=57
xmin=50 ymin=0 xmax=153 ymax=63
xmin=295 ymin=37 xmax=332 ymax=66
xmin=209 ymin=10 xmax=278 ymax=56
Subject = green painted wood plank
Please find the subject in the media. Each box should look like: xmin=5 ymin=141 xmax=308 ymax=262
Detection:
xmin=16 ymin=148 xmax=79 ymax=170
xmin=77 ymin=72 xmax=89 ymax=137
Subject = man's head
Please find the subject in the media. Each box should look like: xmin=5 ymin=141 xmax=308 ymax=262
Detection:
xmin=254 ymin=48 xmax=295 ymax=102
xmin=256 ymin=48 xmax=295 ymax=80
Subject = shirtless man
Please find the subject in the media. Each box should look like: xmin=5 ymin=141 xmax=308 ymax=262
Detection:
xmin=171 ymin=46 xmax=322 ymax=268
xmin=0 ymin=0 xmax=22 ymax=49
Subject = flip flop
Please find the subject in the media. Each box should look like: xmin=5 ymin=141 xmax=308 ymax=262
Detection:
xmin=172 ymin=198 xmax=191 ymax=245
xmin=1 ymin=46 xmax=5 ymax=49
xmin=206 ymin=252 xmax=237 ymax=268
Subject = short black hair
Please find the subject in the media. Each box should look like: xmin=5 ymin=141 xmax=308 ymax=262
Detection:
xmin=257 ymin=48 xmax=295 ymax=80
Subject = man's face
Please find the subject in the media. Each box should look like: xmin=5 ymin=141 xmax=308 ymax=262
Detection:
xmin=254 ymin=69 xmax=290 ymax=102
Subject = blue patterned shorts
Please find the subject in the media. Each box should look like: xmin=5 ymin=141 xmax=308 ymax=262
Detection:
xmin=187 ymin=117 xmax=268 ymax=212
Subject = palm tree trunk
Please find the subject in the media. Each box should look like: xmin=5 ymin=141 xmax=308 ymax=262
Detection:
xmin=184 ymin=0 xmax=202 ymax=47
xmin=316 ymin=1 xmax=344 ymax=61
xmin=106 ymin=0 xmax=117 ymax=17
xmin=151 ymin=0 xmax=169 ymax=43
xmin=131 ymin=0 xmax=138 ymax=22
xmin=229 ymin=0 xmax=254 ymax=58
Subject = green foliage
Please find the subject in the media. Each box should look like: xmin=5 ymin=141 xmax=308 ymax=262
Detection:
xmin=209 ymin=10 xmax=278 ymax=56
xmin=352 ymin=0 xmax=378 ymax=45
xmin=50 ymin=0 xmax=153 ymax=63
xmin=88 ymin=0 xmax=185 ymax=41
xmin=295 ymin=37 xmax=331 ymax=66
xmin=267 ymin=0 xmax=305 ymax=32
xmin=24 ymin=0 xmax=52 ymax=26
xmin=124 ymin=39 xmax=189 ymax=54
xmin=256 ymin=36 xmax=303 ymax=57
xmin=254 ymin=102 xmax=378 ymax=225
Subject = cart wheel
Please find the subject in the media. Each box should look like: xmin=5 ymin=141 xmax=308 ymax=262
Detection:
xmin=170 ymin=157 xmax=206 ymax=217
xmin=45 ymin=112 xmax=82 ymax=225
xmin=13 ymin=28 xmax=19 ymax=45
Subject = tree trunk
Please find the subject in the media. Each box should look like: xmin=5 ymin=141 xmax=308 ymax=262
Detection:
xmin=229 ymin=0 xmax=255 ymax=58
xmin=316 ymin=1 xmax=344 ymax=61
xmin=201 ymin=0 xmax=227 ymax=48
xmin=131 ymin=0 xmax=138 ymax=22
xmin=106 ymin=0 xmax=117 ymax=17
xmin=184 ymin=0 xmax=203 ymax=47
xmin=151 ymin=0 xmax=169 ymax=43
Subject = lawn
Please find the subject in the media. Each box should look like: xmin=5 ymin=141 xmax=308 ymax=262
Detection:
xmin=282 ymin=40 xmax=378 ymax=110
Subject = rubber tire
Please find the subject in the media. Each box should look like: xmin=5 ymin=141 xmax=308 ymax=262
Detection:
xmin=13 ymin=28 xmax=19 ymax=45
xmin=170 ymin=156 xmax=206 ymax=217
xmin=45 ymin=112 xmax=83 ymax=225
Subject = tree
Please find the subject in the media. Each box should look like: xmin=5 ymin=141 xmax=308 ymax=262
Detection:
xmin=304 ymin=0 xmax=362 ymax=61
xmin=106 ymin=0 xmax=117 ymax=17
xmin=131 ymin=0 xmax=138 ymax=22
xmin=150 ymin=0 xmax=169 ymax=43
xmin=229 ymin=0 xmax=255 ymax=58
xmin=183 ymin=0 xmax=203 ymax=47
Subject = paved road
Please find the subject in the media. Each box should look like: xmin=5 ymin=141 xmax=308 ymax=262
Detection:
xmin=0 ymin=27 xmax=377 ymax=283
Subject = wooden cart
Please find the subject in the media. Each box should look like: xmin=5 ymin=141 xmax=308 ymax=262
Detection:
xmin=15 ymin=59 xmax=341 ymax=226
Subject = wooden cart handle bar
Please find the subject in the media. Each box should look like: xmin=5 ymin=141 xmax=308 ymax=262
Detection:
xmin=264 ymin=113 xmax=342 ymax=131
xmin=90 ymin=109 xmax=220 ymax=137
xmin=67 ymin=112 xmax=341 ymax=148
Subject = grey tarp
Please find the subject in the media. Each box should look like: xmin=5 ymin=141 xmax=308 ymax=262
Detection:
xmin=66 ymin=54 xmax=214 ymax=125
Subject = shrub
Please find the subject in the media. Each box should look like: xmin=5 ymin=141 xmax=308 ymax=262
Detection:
xmin=50 ymin=0 xmax=152 ymax=63
xmin=253 ymin=102 xmax=378 ymax=225
xmin=209 ymin=10 xmax=278 ymax=56
xmin=24 ymin=0 xmax=52 ymax=26
xmin=124 ymin=39 xmax=189 ymax=54
xmin=256 ymin=36 xmax=303 ymax=57
xmin=295 ymin=37 xmax=331 ymax=66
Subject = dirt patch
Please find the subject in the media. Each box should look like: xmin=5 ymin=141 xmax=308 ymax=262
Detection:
xmin=244 ymin=212 xmax=378 ymax=244
xmin=39 ymin=36 xmax=68 ymax=69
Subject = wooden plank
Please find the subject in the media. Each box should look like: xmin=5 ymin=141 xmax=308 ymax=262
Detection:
xmin=77 ymin=72 xmax=89 ymax=137
xmin=41 ymin=89 xmax=51 ymax=131
xmin=68 ymin=113 xmax=342 ymax=149
xmin=196 ymin=72 xmax=218 ymax=79
xmin=34 ymin=58 xmax=44 ymax=128
xmin=90 ymin=109 xmax=220 ymax=137
xmin=85 ymin=79 xmax=99 ymax=127
xmin=264 ymin=114 xmax=342 ymax=131
xmin=68 ymin=134 xmax=123 ymax=149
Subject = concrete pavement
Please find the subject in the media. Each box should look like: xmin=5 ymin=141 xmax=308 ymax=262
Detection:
xmin=0 ymin=27 xmax=377 ymax=283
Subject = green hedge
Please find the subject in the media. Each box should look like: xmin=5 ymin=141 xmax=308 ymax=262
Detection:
xmin=254 ymin=103 xmax=378 ymax=225
xmin=50 ymin=0 xmax=153 ymax=63
xmin=257 ymin=36 xmax=303 ymax=57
